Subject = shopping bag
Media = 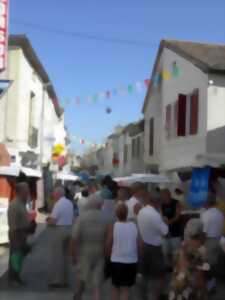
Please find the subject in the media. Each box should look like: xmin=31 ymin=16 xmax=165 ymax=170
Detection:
xmin=10 ymin=250 xmax=24 ymax=273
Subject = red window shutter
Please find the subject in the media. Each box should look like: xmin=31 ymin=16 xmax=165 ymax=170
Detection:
xmin=190 ymin=89 xmax=199 ymax=135
xmin=177 ymin=94 xmax=187 ymax=136
xmin=149 ymin=118 xmax=154 ymax=156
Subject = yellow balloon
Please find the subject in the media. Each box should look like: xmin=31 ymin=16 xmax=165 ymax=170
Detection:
xmin=52 ymin=144 xmax=65 ymax=155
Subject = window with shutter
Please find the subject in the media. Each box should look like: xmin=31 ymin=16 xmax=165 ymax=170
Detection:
xmin=149 ymin=118 xmax=154 ymax=156
xmin=136 ymin=136 xmax=141 ymax=158
xmin=132 ymin=139 xmax=135 ymax=158
xmin=165 ymin=104 xmax=172 ymax=139
xmin=173 ymin=101 xmax=178 ymax=137
xmin=177 ymin=94 xmax=187 ymax=136
xmin=124 ymin=144 xmax=128 ymax=164
xmin=185 ymin=95 xmax=191 ymax=135
xmin=190 ymin=89 xmax=199 ymax=135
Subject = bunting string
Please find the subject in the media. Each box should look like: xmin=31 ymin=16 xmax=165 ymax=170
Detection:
xmin=60 ymin=63 xmax=181 ymax=108
xmin=71 ymin=135 xmax=104 ymax=149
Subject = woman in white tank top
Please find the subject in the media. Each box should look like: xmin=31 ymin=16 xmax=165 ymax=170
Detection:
xmin=106 ymin=203 xmax=138 ymax=300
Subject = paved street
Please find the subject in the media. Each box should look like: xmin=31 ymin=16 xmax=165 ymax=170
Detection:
xmin=1 ymin=225 xmax=225 ymax=300
xmin=0 ymin=225 xmax=151 ymax=300
xmin=0 ymin=227 xmax=73 ymax=300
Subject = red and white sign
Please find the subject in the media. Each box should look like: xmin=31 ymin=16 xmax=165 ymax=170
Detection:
xmin=0 ymin=0 xmax=8 ymax=72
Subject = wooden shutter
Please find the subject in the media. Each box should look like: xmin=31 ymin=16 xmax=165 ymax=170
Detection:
xmin=137 ymin=136 xmax=141 ymax=158
xmin=185 ymin=95 xmax=191 ymax=135
xmin=124 ymin=145 xmax=128 ymax=164
xmin=149 ymin=118 xmax=154 ymax=156
xmin=190 ymin=89 xmax=199 ymax=135
xmin=165 ymin=104 xmax=172 ymax=139
xmin=174 ymin=101 xmax=178 ymax=137
xmin=177 ymin=94 xmax=187 ymax=136
xmin=132 ymin=139 xmax=135 ymax=158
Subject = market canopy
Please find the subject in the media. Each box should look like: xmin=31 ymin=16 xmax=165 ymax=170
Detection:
xmin=114 ymin=173 xmax=170 ymax=186
xmin=21 ymin=167 xmax=42 ymax=178
xmin=0 ymin=164 xmax=20 ymax=177
xmin=56 ymin=172 xmax=80 ymax=181
xmin=132 ymin=173 xmax=171 ymax=183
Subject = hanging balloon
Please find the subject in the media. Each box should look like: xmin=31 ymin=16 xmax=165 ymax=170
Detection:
xmin=53 ymin=143 xmax=65 ymax=155
xmin=106 ymin=107 xmax=112 ymax=114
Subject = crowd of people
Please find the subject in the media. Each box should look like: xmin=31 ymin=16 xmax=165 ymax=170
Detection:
xmin=7 ymin=176 xmax=225 ymax=300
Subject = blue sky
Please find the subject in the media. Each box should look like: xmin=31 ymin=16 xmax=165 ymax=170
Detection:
xmin=10 ymin=0 xmax=225 ymax=153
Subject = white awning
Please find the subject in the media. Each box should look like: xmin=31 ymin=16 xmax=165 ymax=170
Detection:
xmin=132 ymin=173 xmax=171 ymax=184
xmin=0 ymin=164 xmax=20 ymax=176
xmin=56 ymin=173 xmax=79 ymax=181
xmin=114 ymin=176 xmax=136 ymax=185
xmin=196 ymin=153 xmax=225 ymax=167
xmin=114 ymin=173 xmax=171 ymax=186
xmin=21 ymin=167 xmax=42 ymax=178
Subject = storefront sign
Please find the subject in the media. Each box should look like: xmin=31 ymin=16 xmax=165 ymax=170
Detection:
xmin=188 ymin=167 xmax=211 ymax=208
xmin=0 ymin=0 xmax=8 ymax=72
xmin=19 ymin=151 xmax=39 ymax=169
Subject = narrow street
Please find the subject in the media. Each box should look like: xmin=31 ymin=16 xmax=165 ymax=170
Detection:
xmin=0 ymin=226 xmax=117 ymax=300
xmin=1 ymin=224 xmax=225 ymax=300
xmin=0 ymin=227 xmax=73 ymax=300
xmin=0 ymin=2 xmax=225 ymax=300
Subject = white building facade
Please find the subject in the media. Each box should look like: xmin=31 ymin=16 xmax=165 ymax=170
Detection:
xmin=0 ymin=35 xmax=65 ymax=170
xmin=82 ymin=120 xmax=146 ymax=177
xmin=143 ymin=40 xmax=225 ymax=175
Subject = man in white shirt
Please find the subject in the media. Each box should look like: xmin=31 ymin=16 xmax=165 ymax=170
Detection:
xmin=77 ymin=189 xmax=89 ymax=215
xmin=137 ymin=191 xmax=168 ymax=300
xmin=126 ymin=182 xmax=146 ymax=221
xmin=47 ymin=186 xmax=74 ymax=288
xmin=201 ymin=192 xmax=224 ymax=267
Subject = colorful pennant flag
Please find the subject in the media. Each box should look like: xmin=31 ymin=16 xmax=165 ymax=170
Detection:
xmin=162 ymin=70 xmax=171 ymax=80
xmin=75 ymin=97 xmax=80 ymax=105
xmin=106 ymin=91 xmax=111 ymax=99
xmin=172 ymin=63 xmax=180 ymax=78
xmin=99 ymin=92 xmax=105 ymax=100
xmin=62 ymin=69 xmax=181 ymax=108
xmin=93 ymin=94 xmax=98 ymax=103
xmin=153 ymin=74 xmax=161 ymax=87
xmin=135 ymin=81 xmax=142 ymax=92
xmin=128 ymin=85 xmax=133 ymax=94
xmin=144 ymin=79 xmax=150 ymax=88
xmin=112 ymin=89 xmax=117 ymax=96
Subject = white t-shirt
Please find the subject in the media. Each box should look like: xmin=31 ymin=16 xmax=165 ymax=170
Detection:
xmin=137 ymin=205 xmax=168 ymax=246
xmin=201 ymin=207 xmax=224 ymax=238
xmin=77 ymin=196 xmax=89 ymax=215
xmin=111 ymin=222 xmax=138 ymax=264
xmin=51 ymin=197 xmax=74 ymax=226
xmin=126 ymin=196 xmax=140 ymax=220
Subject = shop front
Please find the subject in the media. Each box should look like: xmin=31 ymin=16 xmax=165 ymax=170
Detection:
xmin=0 ymin=144 xmax=20 ymax=244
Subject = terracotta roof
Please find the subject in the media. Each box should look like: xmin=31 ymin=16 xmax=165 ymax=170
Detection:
xmin=142 ymin=39 xmax=225 ymax=113
xmin=9 ymin=35 xmax=63 ymax=117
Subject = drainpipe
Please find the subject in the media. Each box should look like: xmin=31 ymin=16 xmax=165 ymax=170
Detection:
xmin=39 ymin=82 xmax=51 ymax=168
xmin=38 ymin=81 xmax=51 ymax=209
